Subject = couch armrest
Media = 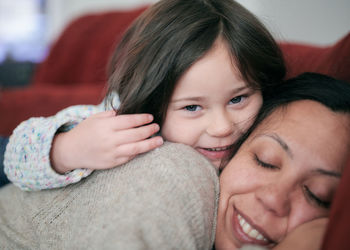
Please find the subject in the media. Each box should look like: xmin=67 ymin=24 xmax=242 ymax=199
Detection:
xmin=0 ymin=85 xmax=105 ymax=136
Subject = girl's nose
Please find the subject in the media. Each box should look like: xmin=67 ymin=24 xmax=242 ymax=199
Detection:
xmin=255 ymin=181 xmax=292 ymax=217
xmin=206 ymin=111 xmax=234 ymax=137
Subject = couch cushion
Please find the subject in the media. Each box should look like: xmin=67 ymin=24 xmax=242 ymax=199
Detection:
xmin=32 ymin=7 xmax=147 ymax=87
xmin=0 ymin=85 xmax=104 ymax=136
xmin=280 ymin=33 xmax=350 ymax=82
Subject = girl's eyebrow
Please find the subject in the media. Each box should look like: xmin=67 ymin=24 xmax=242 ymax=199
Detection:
xmin=171 ymin=96 xmax=205 ymax=103
xmin=171 ymin=86 xmax=251 ymax=103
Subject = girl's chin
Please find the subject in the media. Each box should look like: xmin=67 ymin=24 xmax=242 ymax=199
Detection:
xmin=210 ymin=159 xmax=221 ymax=169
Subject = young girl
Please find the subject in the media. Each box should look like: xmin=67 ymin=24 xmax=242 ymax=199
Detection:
xmin=4 ymin=0 xmax=286 ymax=190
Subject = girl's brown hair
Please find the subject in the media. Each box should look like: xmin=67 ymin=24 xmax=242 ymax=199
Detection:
xmin=106 ymin=0 xmax=286 ymax=125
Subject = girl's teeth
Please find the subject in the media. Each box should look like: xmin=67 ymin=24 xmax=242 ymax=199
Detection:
xmin=206 ymin=146 xmax=231 ymax=151
xmin=237 ymin=214 xmax=268 ymax=242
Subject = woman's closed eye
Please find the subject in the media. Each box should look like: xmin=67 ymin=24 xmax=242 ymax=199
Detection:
xmin=303 ymin=185 xmax=331 ymax=209
xmin=254 ymin=154 xmax=279 ymax=170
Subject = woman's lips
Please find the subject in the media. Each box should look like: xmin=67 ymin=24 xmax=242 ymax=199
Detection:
xmin=196 ymin=145 xmax=234 ymax=160
xmin=231 ymin=207 xmax=276 ymax=247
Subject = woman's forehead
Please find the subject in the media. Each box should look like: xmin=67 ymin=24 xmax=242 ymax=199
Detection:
xmin=254 ymin=100 xmax=349 ymax=135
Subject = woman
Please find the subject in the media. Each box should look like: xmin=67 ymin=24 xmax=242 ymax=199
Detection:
xmin=0 ymin=73 xmax=349 ymax=249
xmin=216 ymin=72 xmax=350 ymax=249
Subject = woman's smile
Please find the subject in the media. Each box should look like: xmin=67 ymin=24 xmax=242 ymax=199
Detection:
xmin=232 ymin=207 xmax=276 ymax=247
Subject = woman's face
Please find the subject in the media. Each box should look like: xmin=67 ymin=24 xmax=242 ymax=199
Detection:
xmin=161 ymin=38 xmax=263 ymax=168
xmin=215 ymin=100 xmax=350 ymax=249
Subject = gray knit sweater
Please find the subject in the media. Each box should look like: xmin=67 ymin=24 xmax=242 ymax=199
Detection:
xmin=0 ymin=142 xmax=219 ymax=250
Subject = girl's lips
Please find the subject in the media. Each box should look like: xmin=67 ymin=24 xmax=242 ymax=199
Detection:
xmin=231 ymin=207 xmax=276 ymax=247
xmin=196 ymin=145 xmax=234 ymax=160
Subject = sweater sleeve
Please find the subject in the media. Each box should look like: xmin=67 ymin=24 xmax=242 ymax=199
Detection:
xmin=4 ymin=103 xmax=106 ymax=191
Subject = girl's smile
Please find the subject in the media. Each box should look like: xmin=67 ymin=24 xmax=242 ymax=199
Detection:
xmin=196 ymin=144 xmax=235 ymax=162
xmin=161 ymin=38 xmax=263 ymax=168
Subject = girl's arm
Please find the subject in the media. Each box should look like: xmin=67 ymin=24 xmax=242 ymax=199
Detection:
xmin=4 ymin=103 xmax=104 ymax=191
xmin=5 ymin=97 xmax=163 ymax=191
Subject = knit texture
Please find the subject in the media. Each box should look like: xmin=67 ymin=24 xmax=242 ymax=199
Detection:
xmin=3 ymin=97 xmax=122 ymax=190
xmin=0 ymin=142 xmax=219 ymax=249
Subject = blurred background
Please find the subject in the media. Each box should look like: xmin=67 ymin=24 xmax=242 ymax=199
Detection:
xmin=0 ymin=0 xmax=349 ymax=88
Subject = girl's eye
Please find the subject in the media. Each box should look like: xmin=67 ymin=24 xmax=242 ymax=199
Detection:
xmin=303 ymin=185 xmax=331 ymax=209
xmin=254 ymin=154 xmax=278 ymax=170
xmin=229 ymin=95 xmax=245 ymax=104
xmin=184 ymin=105 xmax=201 ymax=112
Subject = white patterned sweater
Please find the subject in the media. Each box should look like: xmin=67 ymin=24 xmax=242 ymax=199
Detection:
xmin=4 ymin=96 xmax=119 ymax=191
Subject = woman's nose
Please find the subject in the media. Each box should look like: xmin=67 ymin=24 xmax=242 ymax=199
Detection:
xmin=206 ymin=111 xmax=234 ymax=137
xmin=255 ymin=181 xmax=292 ymax=217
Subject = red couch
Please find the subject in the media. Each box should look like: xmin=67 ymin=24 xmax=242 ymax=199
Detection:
xmin=0 ymin=7 xmax=349 ymax=136
xmin=0 ymin=7 xmax=349 ymax=249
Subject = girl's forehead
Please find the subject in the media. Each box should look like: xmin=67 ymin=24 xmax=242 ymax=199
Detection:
xmin=206 ymin=37 xmax=238 ymax=66
xmin=174 ymin=39 xmax=243 ymax=88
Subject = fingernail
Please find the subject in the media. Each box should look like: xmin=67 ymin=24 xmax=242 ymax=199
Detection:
xmin=157 ymin=137 xmax=164 ymax=145
xmin=154 ymin=123 xmax=160 ymax=131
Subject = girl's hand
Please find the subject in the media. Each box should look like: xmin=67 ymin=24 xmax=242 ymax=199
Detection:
xmin=50 ymin=110 xmax=163 ymax=174
xmin=272 ymin=218 xmax=328 ymax=250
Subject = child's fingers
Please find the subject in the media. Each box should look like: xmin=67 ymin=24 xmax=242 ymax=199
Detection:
xmin=96 ymin=136 xmax=164 ymax=169
xmin=113 ymin=123 xmax=160 ymax=145
xmin=114 ymin=136 xmax=164 ymax=160
xmin=110 ymin=114 xmax=154 ymax=130
xmin=112 ymin=156 xmax=135 ymax=167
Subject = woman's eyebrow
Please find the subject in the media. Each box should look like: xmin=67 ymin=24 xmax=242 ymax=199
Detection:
xmin=255 ymin=133 xmax=342 ymax=178
xmin=313 ymin=169 xmax=341 ymax=178
xmin=256 ymin=133 xmax=294 ymax=159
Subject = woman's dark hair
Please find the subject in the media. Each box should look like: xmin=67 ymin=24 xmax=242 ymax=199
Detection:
xmin=106 ymin=0 xmax=286 ymax=125
xmin=230 ymin=72 xmax=350 ymax=160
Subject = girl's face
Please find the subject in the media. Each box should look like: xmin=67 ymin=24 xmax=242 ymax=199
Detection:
xmin=215 ymin=100 xmax=350 ymax=249
xmin=161 ymin=39 xmax=263 ymax=168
